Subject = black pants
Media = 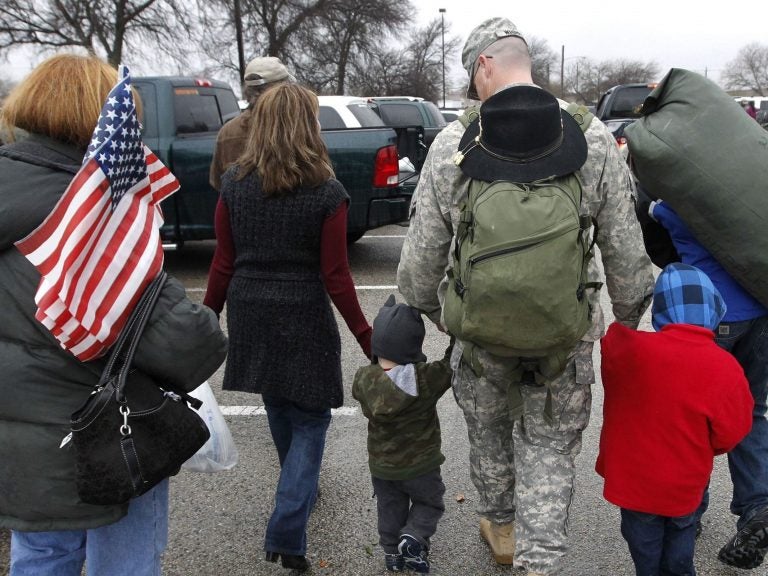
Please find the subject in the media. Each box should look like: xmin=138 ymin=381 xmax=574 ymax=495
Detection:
xmin=372 ymin=468 xmax=446 ymax=554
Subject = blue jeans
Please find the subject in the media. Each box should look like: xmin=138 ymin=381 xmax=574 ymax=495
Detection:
xmin=9 ymin=479 xmax=169 ymax=576
xmin=620 ymin=508 xmax=697 ymax=576
xmin=716 ymin=316 xmax=768 ymax=529
xmin=263 ymin=395 xmax=331 ymax=556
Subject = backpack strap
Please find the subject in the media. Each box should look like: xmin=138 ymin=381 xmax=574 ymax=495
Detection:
xmin=565 ymin=102 xmax=594 ymax=133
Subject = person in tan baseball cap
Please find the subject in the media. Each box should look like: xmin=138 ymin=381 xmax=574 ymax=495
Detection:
xmin=209 ymin=56 xmax=295 ymax=191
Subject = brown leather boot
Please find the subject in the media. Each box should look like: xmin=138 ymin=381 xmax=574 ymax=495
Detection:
xmin=479 ymin=518 xmax=515 ymax=565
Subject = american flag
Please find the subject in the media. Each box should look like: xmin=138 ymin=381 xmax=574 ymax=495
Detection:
xmin=15 ymin=65 xmax=179 ymax=361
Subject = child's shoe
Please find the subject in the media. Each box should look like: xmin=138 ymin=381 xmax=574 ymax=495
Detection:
xmin=384 ymin=552 xmax=405 ymax=571
xmin=398 ymin=534 xmax=430 ymax=573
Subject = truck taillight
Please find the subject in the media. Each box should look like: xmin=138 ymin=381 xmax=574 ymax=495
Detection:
xmin=373 ymin=145 xmax=399 ymax=188
xmin=195 ymin=78 xmax=213 ymax=87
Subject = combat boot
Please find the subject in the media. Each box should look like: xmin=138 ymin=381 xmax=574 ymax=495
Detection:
xmin=479 ymin=518 xmax=515 ymax=565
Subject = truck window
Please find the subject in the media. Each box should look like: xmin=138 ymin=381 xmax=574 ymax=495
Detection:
xmin=423 ymin=101 xmax=447 ymax=128
xmin=347 ymin=103 xmax=385 ymax=127
xmin=378 ymin=104 xmax=423 ymax=127
xmin=174 ymin=89 xmax=223 ymax=134
xmin=215 ymin=88 xmax=240 ymax=124
xmin=609 ymin=86 xmax=653 ymax=119
xmin=319 ymin=107 xmax=346 ymax=129
xmin=133 ymin=82 xmax=158 ymax=140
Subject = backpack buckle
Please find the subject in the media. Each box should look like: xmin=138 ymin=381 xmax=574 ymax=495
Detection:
xmin=454 ymin=278 xmax=466 ymax=298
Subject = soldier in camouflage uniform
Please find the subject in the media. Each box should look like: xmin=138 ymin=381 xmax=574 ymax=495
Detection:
xmin=396 ymin=17 xmax=655 ymax=576
xmin=352 ymin=295 xmax=453 ymax=573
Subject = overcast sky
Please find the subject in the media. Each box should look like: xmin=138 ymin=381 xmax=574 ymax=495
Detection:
xmin=4 ymin=2 xmax=761 ymax=88
xmin=417 ymin=1 xmax=761 ymax=87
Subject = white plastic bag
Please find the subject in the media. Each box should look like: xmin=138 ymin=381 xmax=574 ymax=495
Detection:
xmin=182 ymin=381 xmax=238 ymax=472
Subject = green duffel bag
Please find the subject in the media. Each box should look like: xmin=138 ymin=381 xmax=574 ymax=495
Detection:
xmin=625 ymin=68 xmax=768 ymax=308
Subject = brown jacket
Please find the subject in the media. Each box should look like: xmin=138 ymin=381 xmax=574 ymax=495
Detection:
xmin=209 ymin=109 xmax=250 ymax=191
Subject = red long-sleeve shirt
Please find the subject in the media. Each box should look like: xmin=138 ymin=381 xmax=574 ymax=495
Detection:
xmin=204 ymin=197 xmax=372 ymax=358
xmin=596 ymin=321 xmax=753 ymax=517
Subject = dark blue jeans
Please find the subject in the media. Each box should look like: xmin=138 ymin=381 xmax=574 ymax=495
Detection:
xmin=262 ymin=395 xmax=331 ymax=556
xmin=716 ymin=316 xmax=768 ymax=529
xmin=620 ymin=508 xmax=697 ymax=576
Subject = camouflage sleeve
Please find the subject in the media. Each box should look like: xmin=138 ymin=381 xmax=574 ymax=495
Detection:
xmin=425 ymin=358 xmax=453 ymax=397
xmin=397 ymin=123 xmax=466 ymax=325
xmin=579 ymin=118 xmax=655 ymax=328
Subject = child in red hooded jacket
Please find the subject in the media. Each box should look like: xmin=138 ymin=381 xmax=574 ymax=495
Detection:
xmin=597 ymin=263 xmax=753 ymax=575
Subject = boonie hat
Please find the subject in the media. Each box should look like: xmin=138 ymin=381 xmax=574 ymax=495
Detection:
xmin=455 ymin=85 xmax=588 ymax=183
xmin=462 ymin=17 xmax=527 ymax=100
xmin=244 ymin=56 xmax=296 ymax=87
xmin=372 ymin=295 xmax=427 ymax=365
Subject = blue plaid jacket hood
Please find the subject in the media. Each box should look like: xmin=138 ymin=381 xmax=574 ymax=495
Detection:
xmin=652 ymin=263 xmax=727 ymax=331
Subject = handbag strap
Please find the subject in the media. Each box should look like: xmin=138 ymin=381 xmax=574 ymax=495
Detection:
xmin=98 ymin=271 xmax=168 ymax=403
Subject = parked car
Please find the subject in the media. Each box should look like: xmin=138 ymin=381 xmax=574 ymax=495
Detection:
xmin=366 ymin=96 xmax=446 ymax=194
xmin=595 ymin=82 xmax=657 ymax=160
xmin=318 ymin=94 xmax=424 ymax=203
xmin=133 ymin=77 xmax=416 ymax=246
xmin=318 ymin=95 xmax=385 ymax=129
xmin=595 ymin=83 xmax=657 ymax=122
xmin=603 ymin=118 xmax=633 ymax=161
xmin=367 ymin=96 xmax=446 ymax=148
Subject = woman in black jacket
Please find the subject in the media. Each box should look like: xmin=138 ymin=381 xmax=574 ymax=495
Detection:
xmin=0 ymin=54 xmax=227 ymax=575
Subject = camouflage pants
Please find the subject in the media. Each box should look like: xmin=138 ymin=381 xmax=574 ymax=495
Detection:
xmin=451 ymin=340 xmax=595 ymax=576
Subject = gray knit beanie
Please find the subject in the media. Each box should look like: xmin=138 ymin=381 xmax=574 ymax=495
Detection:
xmin=372 ymin=294 xmax=427 ymax=365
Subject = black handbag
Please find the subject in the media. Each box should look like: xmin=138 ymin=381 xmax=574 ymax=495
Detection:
xmin=70 ymin=271 xmax=211 ymax=505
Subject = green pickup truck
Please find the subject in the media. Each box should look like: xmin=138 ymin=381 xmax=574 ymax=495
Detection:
xmin=133 ymin=76 xmax=416 ymax=246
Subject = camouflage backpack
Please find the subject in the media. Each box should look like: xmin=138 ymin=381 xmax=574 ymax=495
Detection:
xmin=443 ymin=103 xmax=600 ymax=384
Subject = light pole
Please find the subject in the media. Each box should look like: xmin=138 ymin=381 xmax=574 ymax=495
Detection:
xmin=439 ymin=8 xmax=446 ymax=109
xmin=234 ymin=0 xmax=245 ymax=84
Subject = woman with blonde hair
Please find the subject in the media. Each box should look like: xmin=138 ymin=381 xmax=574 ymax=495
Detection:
xmin=0 ymin=53 xmax=227 ymax=575
xmin=204 ymin=83 xmax=371 ymax=571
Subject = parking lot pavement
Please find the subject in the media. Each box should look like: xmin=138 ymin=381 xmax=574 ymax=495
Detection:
xmin=0 ymin=229 xmax=752 ymax=575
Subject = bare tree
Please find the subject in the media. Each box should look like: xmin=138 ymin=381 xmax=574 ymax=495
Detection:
xmin=528 ymin=36 xmax=557 ymax=92
xmin=293 ymin=0 xmax=409 ymax=94
xmin=348 ymin=49 xmax=406 ymax=96
xmin=196 ymin=0 xmax=340 ymax=86
xmin=559 ymin=57 xmax=659 ymax=104
xmin=723 ymin=42 xmax=768 ymax=95
xmin=348 ymin=19 xmax=460 ymax=101
xmin=0 ymin=0 xmax=192 ymax=67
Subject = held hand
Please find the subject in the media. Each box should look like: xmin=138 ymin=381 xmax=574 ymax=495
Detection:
xmin=357 ymin=326 xmax=373 ymax=360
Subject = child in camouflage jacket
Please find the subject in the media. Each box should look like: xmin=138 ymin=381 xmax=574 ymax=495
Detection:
xmin=352 ymin=295 xmax=453 ymax=574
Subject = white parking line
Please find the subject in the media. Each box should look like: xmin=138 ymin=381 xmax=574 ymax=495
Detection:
xmin=186 ymin=286 xmax=397 ymax=293
xmin=221 ymin=406 xmax=358 ymax=416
